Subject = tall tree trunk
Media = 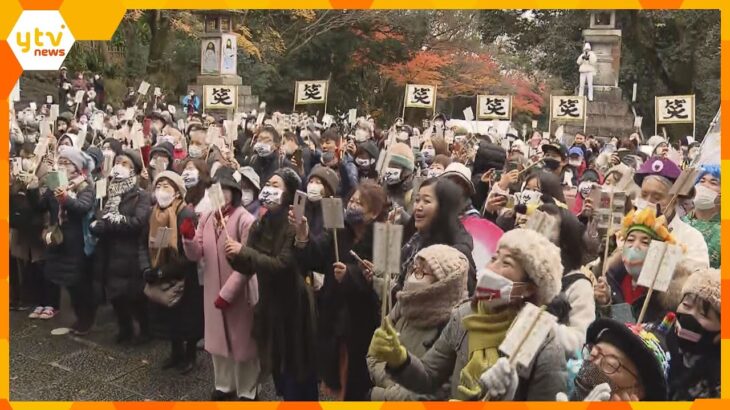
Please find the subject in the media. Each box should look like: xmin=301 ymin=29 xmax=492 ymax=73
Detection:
xmin=147 ymin=10 xmax=172 ymax=74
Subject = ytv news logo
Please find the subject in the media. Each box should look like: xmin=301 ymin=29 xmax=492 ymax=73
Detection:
xmin=9 ymin=11 xmax=74 ymax=71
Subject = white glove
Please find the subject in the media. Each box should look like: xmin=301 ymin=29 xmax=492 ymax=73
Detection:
xmin=555 ymin=383 xmax=611 ymax=402
xmin=479 ymin=357 xmax=519 ymax=401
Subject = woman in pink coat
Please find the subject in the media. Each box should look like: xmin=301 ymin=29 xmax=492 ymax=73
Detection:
xmin=182 ymin=167 xmax=260 ymax=401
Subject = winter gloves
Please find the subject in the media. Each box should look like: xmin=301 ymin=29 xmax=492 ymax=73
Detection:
xmin=180 ymin=218 xmax=196 ymax=240
xmin=556 ymin=383 xmax=612 ymax=401
xmin=479 ymin=357 xmax=519 ymax=401
xmin=368 ymin=318 xmax=407 ymax=369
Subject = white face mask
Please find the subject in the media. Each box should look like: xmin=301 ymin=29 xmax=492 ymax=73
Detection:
xmin=188 ymin=145 xmax=204 ymax=158
xmin=634 ymin=197 xmax=657 ymax=212
xmin=21 ymin=158 xmax=34 ymax=171
xmin=307 ymin=183 xmax=324 ymax=202
xmin=427 ymin=168 xmax=443 ymax=178
xmin=151 ymin=157 xmax=169 ymax=171
xmin=242 ymin=189 xmax=255 ymax=206
xmin=383 ymin=167 xmax=402 ymax=185
xmin=155 ymin=189 xmax=175 ymax=208
xmin=111 ymin=164 xmax=131 ymax=180
xmin=259 ymin=186 xmax=283 ymax=208
xmin=578 ymin=181 xmax=594 ymax=199
xmin=518 ymin=188 xmax=542 ymax=206
xmin=475 ymin=269 xmax=516 ymax=310
xmin=354 ymin=129 xmax=370 ymax=143
xmin=693 ymin=184 xmax=718 ymax=210
xmin=355 ymin=158 xmax=373 ymax=168
xmin=396 ymin=131 xmax=409 ymax=142
xmin=181 ymin=168 xmax=199 ymax=188
xmin=421 ymin=148 xmax=435 ymax=161
xmin=254 ymin=142 xmax=274 ymax=157
xmin=568 ymin=158 xmax=582 ymax=167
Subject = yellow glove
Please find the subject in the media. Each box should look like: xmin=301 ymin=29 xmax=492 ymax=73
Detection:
xmin=455 ymin=358 xmax=485 ymax=400
xmin=368 ymin=317 xmax=407 ymax=368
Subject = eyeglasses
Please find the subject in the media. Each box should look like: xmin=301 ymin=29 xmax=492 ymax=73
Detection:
xmin=582 ymin=343 xmax=639 ymax=380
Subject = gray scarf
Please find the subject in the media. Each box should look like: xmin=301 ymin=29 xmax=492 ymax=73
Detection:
xmin=102 ymin=176 xmax=137 ymax=223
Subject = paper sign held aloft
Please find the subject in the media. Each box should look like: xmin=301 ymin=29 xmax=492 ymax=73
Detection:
xmin=124 ymin=107 xmax=136 ymax=121
xmin=50 ymin=105 xmax=59 ymax=122
xmin=177 ymin=119 xmax=185 ymax=131
xmin=499 ymin=303 xmax=557 ymax=377
xmin=29 ymin=102 xmax=37 ymax=112
xmin=151 ymin=227 xmax=173 ymax=249
xmin=669 ymin=168 xmax=700 ymax=197
xmin=410 ymin=135 xmax=420 ymax=149
xmin=45 ymin=170 xmax=68 ymax=191
xmin=463 ymin=106 xmax=475 ymax=121
xmin=131 ymin=128 xmax=145 ymax=149
xmin=11 ymin=158 xmax=21 ymax=176
xmin=294 ymin=191 xmax=307 ymax=225
xmin=74 ymin=90 xmax=85 ymax=104
xmin=634 ymin=116 xmax=643 ymax=128
xmin=256 ymin=112 xmax=265 ymax=126
xmin=524 ymin=210 xmax=558 ymax=237
xmin=91 ymin=112 xmax=104 ymax=131
xmin=207 ymin=183 xmax=226 ymax=210
xmin=138 ymin=81 xmax=151 ymax=95
xmin=34 ymin=137 xmax=49 ymax=158
xmin=154 ymin=87 xmax=162 ymax=97
xmin=373 ymin=222 xmax=403 ymax=274
xmin=39 ymin=120 xmax=52 ymax=139
xmin=348 ymin=108 xmax=357 ymax=124
xmin=46 ymin=95 xmax=53 ymax=104
xmin=531 ymin=120 xmax=538 ymax=129
xmin=321 ymin=198 xmax=345 ymax=230
xmin=637 ymin=241 xmax=681 ymax=292
xmin=95 ymin=177 xmax=107 ymax=199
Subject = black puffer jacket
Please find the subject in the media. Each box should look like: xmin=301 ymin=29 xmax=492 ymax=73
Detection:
xmin=90 ymin=188 xmax=151 ymax=300
xmin=30 ymin=182 xmax=95 ymax=287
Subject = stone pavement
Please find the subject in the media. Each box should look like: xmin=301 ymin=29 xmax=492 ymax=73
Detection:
xmin=9 ymin=301 xmax=285 ymax=401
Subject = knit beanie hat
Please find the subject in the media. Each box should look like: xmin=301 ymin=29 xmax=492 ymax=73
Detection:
xmin=621 ymin=207 xmax=676 ymax=244
xmin=415 ymin=244 xmax=469 ymax=281
xmin=153 ymin=170 xmax=187 ymax=197
xmin=308 ymin=165 xmax=340 ymax=196
xmin=357 ymin=140 xmax=379 ymax=160
xmin=681 ymin=268 xmax=721 ymax=312
xmin=473 ymin=142 xmax=506 ymax=174
xmin=150 ymin=141 xmax=174 ymax=163
xmin=118 ymin=149 xmax=143 ymax=174
xmin=85 ymin=146 xmax=103 ymax=172
xmin=495 ymin=228 xmax=563 ymax=305
xmin=388 ymin=142 xmax=415 ymax=171
xmin=102 ymin=138 xmax=123 ymax=156
xmin=59 ymin=147 xmax=90 ymax=173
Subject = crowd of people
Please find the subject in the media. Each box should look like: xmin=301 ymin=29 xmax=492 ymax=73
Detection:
xmin=8 ymin=70 xmax=721 ymax=402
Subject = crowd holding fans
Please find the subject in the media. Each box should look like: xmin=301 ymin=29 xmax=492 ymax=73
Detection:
xmin=8 ymin=70 xmax=721 ymax=401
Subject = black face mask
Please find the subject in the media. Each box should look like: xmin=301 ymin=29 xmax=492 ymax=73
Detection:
xmin=571 ymin=360 xmax=639 ymax=401
xmin=543 ymin=158 xmax=561 ymax=171
xmin=676 ymin=312 xmax=720 ymax=355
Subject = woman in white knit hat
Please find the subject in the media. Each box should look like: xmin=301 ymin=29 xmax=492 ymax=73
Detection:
xmin=367 ymin=244 xmax=469 ymax=400
xmin=667 ymin=268 xmax=720 ymax=400
xmin=368 ymin=228 xmax=567 ymax=401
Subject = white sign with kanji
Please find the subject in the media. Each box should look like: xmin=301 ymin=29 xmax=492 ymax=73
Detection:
xmin=477 ymin=95 xmax=512 ymax=120
xmin=203 ymin=85 xmax=238 ymax=110
xmin=551 ymin=96 xmax=586 ymax=121
xmin=656 ymin=95 xmax=694 ymax=124
xmin=405 ymin=84 xmax=437 ymax=109
xmin=295 ymin=80 xmax=328 ymax=105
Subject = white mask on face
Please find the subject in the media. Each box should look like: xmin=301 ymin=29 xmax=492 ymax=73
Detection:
xmin=242 ymin=189 xmax=255 ymax=206
xmin=427 ymin=168 xmax=443 ymax=178
xmin=306 ymin=183 xmax=324 ymax=202
xmin=111 ymin=164 xmax=131 ymax=180
xmin=21 ymin=158 xmax=34 ymax=171
xmin=634 ymin=197 xmax=657 ymax=212
xmin=155 ymin=189 xmax=175 ymax=208
xmin=568 ymin=158 xmax=582 ymax=167
xmin=181 ymin=168 xmax=199 ymax=188
xmin=355 ymin=158 xmax=374 ymax=168
xmin=518 ymin=188 xmax=542 ymax=206
xmin=259 ymin=186 xmax=283 ymax=208
xmin=253 ymin=142 xmax=274 ymax=157
xmin=383 ymin=167 xmax=402 ymax=185
xmin=475 ymin=269 xmax=516 ymax=310
xmin=421 ymin=148 xmax=435 ymax=162
xmin=693 ymin=184 xmax=718 ymax=210
xmin=188 ymin=145 xmax=204 ymax=158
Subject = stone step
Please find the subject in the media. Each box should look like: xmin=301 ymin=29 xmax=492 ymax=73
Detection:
xmin=586 ymin=101 xmax=630 ymax=116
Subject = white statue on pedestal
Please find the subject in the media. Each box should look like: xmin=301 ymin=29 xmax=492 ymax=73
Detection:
xmin=577 ymin=42 xmax=597 ymax=101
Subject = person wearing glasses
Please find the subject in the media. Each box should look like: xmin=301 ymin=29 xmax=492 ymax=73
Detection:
xmin=368 ymin=228 xmax=567 ymax=401
xmin=558 ymin=317 xmax=672 ymax=401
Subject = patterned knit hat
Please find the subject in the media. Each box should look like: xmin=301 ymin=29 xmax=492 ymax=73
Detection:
xmin=153 ymin=170 xmax=187 ymax=197
xmin=415 ymin=244 xmax=469 ymax=281
xmin=496 ymin=228 xmax=563 ymax=305
xmin=388 ymin=142 xmax=415 ymax=171
xmin=681 ymin=268 xmax=721 ymax=312
xmin=621 ymin=207 xmax=676 ymax=244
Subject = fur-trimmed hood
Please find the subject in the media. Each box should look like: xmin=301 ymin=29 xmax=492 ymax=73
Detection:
xmin=396 ymin=264 xmax=466 ymax=328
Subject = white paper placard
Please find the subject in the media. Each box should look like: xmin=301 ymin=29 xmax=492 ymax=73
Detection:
xmin=208 ymin=183 xmax=225 ymax=210
xmin=404 ymin=84 xmax=437 ymax=109
xmin=637 ymin=241 xmax=681 ymax=293
xmin=499 ymin=303 xmax=557 ymax=376
xmin=294 ymin=80 xmax=328 ymax=105
xmin=50 ymin=105 xmax=59 ymax=122
xmin=373 ymin=222 xmax=403 ymax=274
xmin=154 ymin=87 xmax=161 ymax=97
xmin=551 ymin=96 xmax=586 ymax=121
xmin=124 ymin=107 xmax=136 ymax=121
xmin=348 ymin=108 xmax=357 ymax=124
xmin=74 ymin=90 xmax=85 ymax=104
xmin=29 ymin=102 xmax=37 ymax=112
xmin=463 ymin=106 xmax=475 ymax=121
xmin=321 ymin=198 xmax=345 ymax=230
xmin=204 ymin=85 xmax=238 ymax=109
xmin=138 ymin=81 xmax=151 ymax=96
xmin=95 ymin=177 xmax=107 ymax=199
xmin=477 ymin=95 xmax=512 ymax=120
xmin=656 ymin=95 xmax=694 ymax=124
